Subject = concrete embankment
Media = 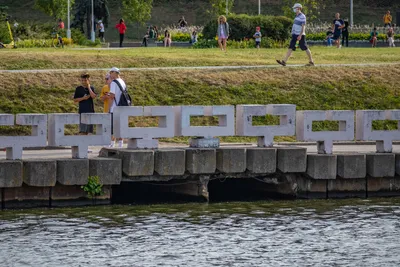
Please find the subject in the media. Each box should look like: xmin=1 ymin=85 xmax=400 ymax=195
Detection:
xmin=1 ymin=146 xmax=400 ymax=208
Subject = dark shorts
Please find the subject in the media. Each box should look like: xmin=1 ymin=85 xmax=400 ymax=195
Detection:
xmin=332 ymin=32 xmax=341 ymax=40
xmin=289 ymin=34 xmax=308 ymax=51
xmin=99 ymin=31 xmax=104 ymax=38
xmin=255 ymin=41 xmax=261 ymax=47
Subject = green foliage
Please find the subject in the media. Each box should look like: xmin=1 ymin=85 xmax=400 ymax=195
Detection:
xmin=282 ymin=0 xmax=320 ymax=21
xmin=157 ymin=32 xmax=203 ymax=42
xmin=193 ymin=37 xmax=288 ymax=49
xmin=34 ymin=0 xmax=75 ymax=19
xmin=81 ymin=176 xmax=104 ymax=199
xmin=15 ymin=38 xmax=73 ymax=48
xmin=203 ymin=14 xmax=292 ymax=41
xmin=122 ymin=0 xmax=153 ymax=25
xmin=209 ymin=0 xmax=234 ymax=16
xmin=0 ymin=6 xmax=11 ymax=43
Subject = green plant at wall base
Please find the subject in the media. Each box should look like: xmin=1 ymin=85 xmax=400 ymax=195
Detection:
xmin=81 ymin=176 xmax=104 ymax=199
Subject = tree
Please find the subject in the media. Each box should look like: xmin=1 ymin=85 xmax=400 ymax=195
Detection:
xmin=34 ymin=0 xmax=75 ymax=20
xmin=71 ymin=0 xmax=109 ymax=38
xmin=282 ymin=0 xmax=321 ymax=22
xmin=209 ymin=0 xmax=234 ymax=16
xmin=122 ymin=0 xmax=153 ymax=25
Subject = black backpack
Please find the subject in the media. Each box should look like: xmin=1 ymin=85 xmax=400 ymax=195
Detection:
xmin=113 ymin=79 xmax=132 ymax=106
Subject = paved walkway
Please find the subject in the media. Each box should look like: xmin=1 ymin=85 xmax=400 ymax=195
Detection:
xmin=2 ymin=143 xmax=399 ymax=159
xmin=1 ymin=63 xmax=399 ymax=74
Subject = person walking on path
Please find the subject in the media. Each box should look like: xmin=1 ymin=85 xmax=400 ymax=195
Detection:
xmin=332 ymin=13 xmax=344 ymax=48
xmin=341 ymin=19 xmax=349 ymax=47
xmin=108 ymin=67 xmax=127 ymax=148
xmin=97 ymin=20 xmax=105 ymax=42
xmin=116 ymin=19 xmax=127 ymax=47
xmin=383 ymin=11 xmax=392 ymax=27
xmin=73 ymin=73 xmax=97 ymax=135
xmin=100 ymin=73 xmax=111 ymax=113
xmin=217 ymin=15 xmax=229 ymax=52
xmin=276 ymin=3 xmax=314 ymax=67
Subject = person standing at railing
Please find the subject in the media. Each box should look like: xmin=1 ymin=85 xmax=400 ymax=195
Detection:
xmin=383 ymin=10 xmax=392 ymax=28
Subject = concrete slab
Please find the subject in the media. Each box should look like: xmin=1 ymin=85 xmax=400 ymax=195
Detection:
xmin=155 ymin=149 xmax=185 ymax=176
xmin=277 ymin=147 xmax=307 ymax=173
xmin=366 ymin=153 xmax=395 ymax=177
xmin=395 ymin=154 xmax=400 ymax=176
xmin=51 ymin=184 xmax=111 ymax=206
xmin=337 ymin=154 xmax=366 ymax=179
xmin=327 ymin=178 xmax=366 ymax=198
xmin=216 ymin=148 xmax=246 ymax=173
xmin=3 ymin=184 xmax=50 ymax=208
xmin=0 ymin=160 xmax=23 ymax=188
xmin=307 ymin=154 xmax=337 ymax=179
xmin=23 ymin=159 xmax=57 ymax=187
xmin=56 ymin=159 xmax=89 ymax=185
xmin=367 ymin=177 xmax=400 ymax=197
xmin=246 ymin=148 xmax=276 ymax=174
xmin=118 ymin=150 xmax=154 ymax=177
xmin=186 ymin=149 xmax=216 ymax=174
xmin=294 ymin=175 xmax=327 ymax=199
xmin=89 ymin=157 xmax=122 ymax=185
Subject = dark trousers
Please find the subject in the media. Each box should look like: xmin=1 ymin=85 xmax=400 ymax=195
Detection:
xmin=142 ymin=37 xmax=148 ymax=47
xmin=119 ymin=34 xmax=124 ymax=47
xmin=342 ymin=31 xmax=349 ymax=47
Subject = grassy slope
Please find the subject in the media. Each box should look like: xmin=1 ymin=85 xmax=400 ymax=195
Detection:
xmin=0 ymin=60 xmax=399 ymax=141
xmin=0 ymin=47 xmax=399 ymax=70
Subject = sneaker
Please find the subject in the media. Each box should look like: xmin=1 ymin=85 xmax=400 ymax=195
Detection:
xmin=276 ymin=59 xmax=286 ymax=66
xmin=118 ymin=140 xmax=123 ymax=148
xmin=108 ymin=141 xmax=115 ymax=148
xmin=305 ymin=61 xmax=315 ymax=66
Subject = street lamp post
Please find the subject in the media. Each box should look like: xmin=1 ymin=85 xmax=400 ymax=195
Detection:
xmin=258 ymin=0 xmax=261 ymax=15
xmin=350 ymin=0 xmax=353 ymax=27
xmin=91 ymin=0 xmax=95 ymax=42
xmin=67 ymin=0 xmax=71 ymax=39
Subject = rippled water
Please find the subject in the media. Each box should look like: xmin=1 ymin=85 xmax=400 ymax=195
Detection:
xmin=1 ymin=199 xmax=400 ymax=266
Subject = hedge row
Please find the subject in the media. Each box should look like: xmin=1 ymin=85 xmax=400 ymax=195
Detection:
xmin=306 ymin=32 xmax=400 ymax=41
xmin=203 ymin=14 xmax=292 ymax=41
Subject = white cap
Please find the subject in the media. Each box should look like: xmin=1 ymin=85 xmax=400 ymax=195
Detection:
xmin=292 ymin=3 xmax=302 ymax=9
xmin=98 ymin=20 xmax=102 ymax=23
xmin=109 ymin=67 xmax=120 ymax=73
xmin=105 ymin=73 xmax=110 ymax=79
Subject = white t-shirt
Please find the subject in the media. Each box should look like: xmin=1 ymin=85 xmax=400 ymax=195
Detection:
xmin=220 ymin=25 xmax=225 ymax=36
xmin=109 ymin=78 xmax=127 ymax=113
xmin=99 ymin=23 xmax=105 ymax=32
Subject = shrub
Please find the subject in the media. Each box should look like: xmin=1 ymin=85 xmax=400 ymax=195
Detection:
xmin=202 ymin=14 xmax=292 ymax=41
xmin=306 ymin=33 xmax=400 ymax=41
xmin=193 ymin=37 xmax=289 ymax=49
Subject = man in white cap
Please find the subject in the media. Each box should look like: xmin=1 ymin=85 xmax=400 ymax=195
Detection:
xmin=97 ymin=20 xmax=105 ymax=42
xmin=277 ymin=3 xmax=314 ymax=67
xmin=108 ymin=67 xmax=127 ymax=148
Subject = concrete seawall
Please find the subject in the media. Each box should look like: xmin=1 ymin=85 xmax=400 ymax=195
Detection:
xmin=2 ymin=146 xmax=400 ymax=208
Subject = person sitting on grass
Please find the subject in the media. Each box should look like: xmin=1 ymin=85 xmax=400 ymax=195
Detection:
xmin=253 ymin=26 xmax=262 ymax=49
xmin=326 ymin=27 xmax=334 ymax=46
xmin=164 ymin=30 xmax=172 ymax=47
xmin=370 ymin=27 xmax=379 ymax=48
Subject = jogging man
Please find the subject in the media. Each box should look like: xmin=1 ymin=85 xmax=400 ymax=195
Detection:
xmin=277 ymin=3 xmax=314 ymax=67
xmin=332 ymin=13 xmax=344 ymax=48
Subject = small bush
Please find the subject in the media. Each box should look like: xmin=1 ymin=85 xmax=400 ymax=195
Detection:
xmin=157 ymin=32 xmax=203 ymax=42
xmin=192 ymin=37 xmax=289 ymax=49
xmin=306 ymin=33 xmax=400 ymax=41
xmin=202 ymin=14 xmax=292 ymax=41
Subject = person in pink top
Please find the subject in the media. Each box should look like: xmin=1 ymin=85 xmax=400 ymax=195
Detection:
xmin=115 ymin=19 xmax=127 ymax=47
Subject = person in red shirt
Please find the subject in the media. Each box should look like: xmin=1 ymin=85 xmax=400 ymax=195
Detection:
xmin=115 ymin=19 xmax=127 ymax=47
xmin=58 ymin=19 xmax=65 ymax=30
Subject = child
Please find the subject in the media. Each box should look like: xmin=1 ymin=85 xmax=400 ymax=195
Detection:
xmin=370 ymin=27 xmax=379 ymax=48
xmin=326 ymin=27 xmax=334 ymax=46
xmin=253 ymin=26 xmax=262 ymax=49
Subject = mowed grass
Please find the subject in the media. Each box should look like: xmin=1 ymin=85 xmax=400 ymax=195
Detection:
xmin=0 ymin=47 xmax=399 ymax=70
xmin=0 ymin=65 xmax=399 ymax=142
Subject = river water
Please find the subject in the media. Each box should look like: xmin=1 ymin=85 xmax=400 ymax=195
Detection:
xmin=1 ymin=199 xmax=400 ymax=267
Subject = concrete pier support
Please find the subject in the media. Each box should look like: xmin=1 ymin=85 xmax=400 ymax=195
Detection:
xmin=307 ymin=154 xmax=337 ymax=180
xmin=23 ymin=159 xmax=57 ymax=187
xmin=246 ymin=148 xmax=276 ymax=174
xmin=57 ymin=159 xmax=89 ymax=185
xmin=337 ymin=154 xmax=366 ymax=179
xmin=155 ymin=149 xmax=186 ymax=176
xmin=186 ymin=149 xmax=216 ymax=174
xmin=277 ymin=147 xmax=307 ymax=173
xmin=0 ymin=160 xmax=23 ymax=188
xmin=117 ymin=150 xmax=154 ymax=177
xmin=216 ymin=148 xmax=246 ymax=173
xmin=366 ymin=154 xmax=395 ymax=177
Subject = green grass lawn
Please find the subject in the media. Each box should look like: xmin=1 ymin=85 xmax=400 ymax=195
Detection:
xmin=0 ymin=47 xmax=399 ymax=70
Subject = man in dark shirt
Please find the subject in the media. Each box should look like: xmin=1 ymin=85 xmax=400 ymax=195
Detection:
xmin=332 ymin=13 xmax=344 ymax=48
xmin=341 ymin=19 xmax=349 ymax=47
xmin=73 ymin=73 xmax=97 ymax=135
